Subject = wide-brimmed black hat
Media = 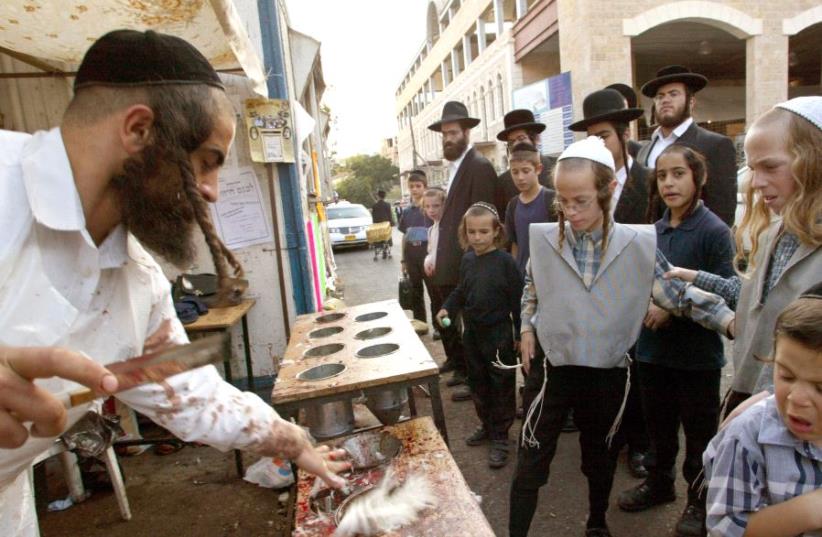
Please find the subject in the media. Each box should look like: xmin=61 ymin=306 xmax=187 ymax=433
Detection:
xmin=605 ymin=83 xmax=638 ymax=109
xmin=568 ymin=89 xmax=644 ymax=132
xmin=640 ymin=65 xmax=708 ymax=98
xmin=496 ymin=109 xmax=546 ymax=141
xmin=427 ymin=101 xmax=480 ymax=132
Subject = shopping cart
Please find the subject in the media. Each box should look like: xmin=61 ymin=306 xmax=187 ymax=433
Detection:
xmin=366 ymin=222 xmax=393 ymax=261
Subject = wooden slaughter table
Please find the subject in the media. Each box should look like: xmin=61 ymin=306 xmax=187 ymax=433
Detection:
xmin=293 ymin=417 xmax=494 ymax=537
xmin=271 ymin=300 xmax=447 ymax=444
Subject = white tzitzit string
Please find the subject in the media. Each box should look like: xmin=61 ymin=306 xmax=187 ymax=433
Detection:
xmin=605 ymin=353 xmax=632 ymax=448
xmin=492 ymin=349 xmax=548 ymax=448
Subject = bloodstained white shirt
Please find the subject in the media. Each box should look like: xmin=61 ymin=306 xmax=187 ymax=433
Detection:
xmin=0 ymin=128 xmax=284 ymax=534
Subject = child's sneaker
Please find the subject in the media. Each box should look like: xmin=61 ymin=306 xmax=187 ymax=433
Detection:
xmin=489 ymin=440 xmax=509 ymax=468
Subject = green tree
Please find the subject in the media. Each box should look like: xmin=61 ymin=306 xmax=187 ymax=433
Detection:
xmin=335 ymin=154 xmax=399 ymax=206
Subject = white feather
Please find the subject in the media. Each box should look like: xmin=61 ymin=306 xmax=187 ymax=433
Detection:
xmin=334 ymin=469 xmax=435 ymax=536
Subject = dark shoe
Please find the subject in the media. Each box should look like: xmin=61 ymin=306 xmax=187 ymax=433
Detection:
xmin=432 ymin=329 xmax=442 ymax=341
xmin=675 ymin=502 xmax=706 ymax=537
xmin=561 ymin=410 xmax=578 ymax=432
xmin=617 ymin=481 xmax=676 ymax=512
xmin=488 ymin=441 xmax=509 ymax=468
xmin=585 ymin=527 xmax=612 ymax=537
xmin=446 ymin=373 xmax=466 ymax=387
xmin=465 ymin=427 xmax=489 ymax=446
xmin=628 ymin=451 xmax=649 ymax=479
xmin=451 ymin=385 xmax=472 ymax=401
xmin=438 ymin=359 xmax=454 ymax=373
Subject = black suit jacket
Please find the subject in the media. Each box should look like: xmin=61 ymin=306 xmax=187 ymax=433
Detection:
xmin=495 ymin=154 xmax=556 ymax=222
xmin=434 ymin=147 xmax=497 ymax=286
xmin=371 ymin=200 xmax=394 ymax=225
xmin=614 ymin=161 xmax=651 ymax=224
xmin=638 ymin=122 xmax=737 ymax=226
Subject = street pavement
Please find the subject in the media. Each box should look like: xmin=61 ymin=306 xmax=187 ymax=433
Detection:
xmin=333 ymin=229 xmax=731 ymax=537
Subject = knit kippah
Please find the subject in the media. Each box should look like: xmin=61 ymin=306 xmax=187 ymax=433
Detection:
xmin=74 ymin=29 xmax=224 ymax=91
xmin=776 ymin=96 xmax=822 ymax=132
xmin=558 ymin=136 xmax=615 ymax=172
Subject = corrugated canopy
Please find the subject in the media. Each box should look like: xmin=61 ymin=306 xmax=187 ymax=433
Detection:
xmin=0 ymin=0 xmax=268 ymax=96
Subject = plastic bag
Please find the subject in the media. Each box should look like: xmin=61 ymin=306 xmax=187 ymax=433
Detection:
xmin=243 ymin=457 xmax=294 ymax=488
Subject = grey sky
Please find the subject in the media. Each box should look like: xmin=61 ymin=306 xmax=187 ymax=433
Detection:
xmin=285 ymin=0 xmax=429 ymax=159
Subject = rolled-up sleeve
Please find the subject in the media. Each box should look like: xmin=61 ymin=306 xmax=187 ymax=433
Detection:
xmin=520 ymin=259 xmax=538 ymax=334
xmin=116 ymin=280 xmax=301 ymax=458
xmin=652 ymin=250 xmax=734 ymax=335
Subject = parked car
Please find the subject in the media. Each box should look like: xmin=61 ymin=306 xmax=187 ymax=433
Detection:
xmin=327 ymin=202 xmax=372 ymax=248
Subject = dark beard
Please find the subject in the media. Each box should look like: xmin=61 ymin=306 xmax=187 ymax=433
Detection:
xmin=112 ymin=144 xmax=198 ymax=267
xmin=657 ymin=101 xmax=691 ymax=129
xmin=442 ymin=136 xmax=468 ymax=161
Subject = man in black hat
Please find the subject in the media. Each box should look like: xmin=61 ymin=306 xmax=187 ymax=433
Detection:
xmin=605 ymin=83 xmax=645 ymax=159
xmin=638 ymin=65 xmax=737 ymax=226
xmin=570 ymin=88 xmax=652 ymax=225
xmin=0 ymin=30 xmax=348 ymax=533
xmin=494 ymin=109 xmax=557 ymax=221
xmin=427 ymin=101 xmax=496 ymax=403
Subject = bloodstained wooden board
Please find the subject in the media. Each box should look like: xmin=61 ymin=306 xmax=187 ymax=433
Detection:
xmin=293 ymin=417 xmax=494 ymax=537
xmin=184 ymin=299 xmax=256 ymax=332
xmin=271 ymin=300 xmax=438 ymax=405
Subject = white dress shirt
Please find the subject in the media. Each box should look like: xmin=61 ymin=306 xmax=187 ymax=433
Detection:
xmin=645 ymin=117 xmax=694 ymax=168
xmin=612 ymin=156 xmax=633 ymax=215
xmin=0 ymin=128 xmax=281 ymax=535
xmin=445 ymin=145 xmax=471 ymax=194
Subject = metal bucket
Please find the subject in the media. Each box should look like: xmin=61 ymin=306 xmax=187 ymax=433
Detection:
xmin=304 ymin=399 xmax=355 ymax=439
xmin=297 ymin=363 xmax=354 ymax=439
xmin=365 ymin=387 xmax=408 ymax=426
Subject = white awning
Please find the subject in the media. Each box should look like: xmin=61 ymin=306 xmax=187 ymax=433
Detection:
xmin=0 ymin=0 xmax=268 ymax=96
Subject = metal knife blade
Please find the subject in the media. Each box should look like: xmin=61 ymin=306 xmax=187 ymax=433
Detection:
xmin=67 ymin=333 xmax=227 ymax=408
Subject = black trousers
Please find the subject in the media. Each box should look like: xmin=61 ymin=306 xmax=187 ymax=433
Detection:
xmin=637 ymin=362 xmax=720 ymax=501
xmin=463 ymin=320 xmax=516 ymax=441
xmin=509 ymin=346 xmax=627 ymax=537
xmin=403 ymin=244 xmax=434 ymax=323
xmin=431 ymin=284 xmax=466 ymax=377
xmin=614 ymin=349 xmax=649 ymax=455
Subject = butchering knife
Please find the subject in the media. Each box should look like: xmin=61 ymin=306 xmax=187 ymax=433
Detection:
xmin=66 ymin=333 xmax=227 ymax=408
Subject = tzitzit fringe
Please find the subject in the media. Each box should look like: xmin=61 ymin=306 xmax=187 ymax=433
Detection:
xmin=492 ymin=349 xmax=548 ymax=448
xmin=604 ymin=353 xmax=632 ymax=448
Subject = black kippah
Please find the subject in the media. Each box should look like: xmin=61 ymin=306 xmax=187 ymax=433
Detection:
xmin=74 ymin=29 xmax=224 ymax=91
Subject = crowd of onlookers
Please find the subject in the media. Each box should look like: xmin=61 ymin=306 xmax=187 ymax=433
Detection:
xmin=391 ymin=65 xmax=821 ymax=537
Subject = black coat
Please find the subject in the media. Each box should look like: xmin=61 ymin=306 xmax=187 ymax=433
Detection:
xmin=613 ymin=161 xmax=652 ymax=224
xmin=495 ymin=154 xmax=556 ymax=222
xmin=371 ymin=199 xmax=393 ymax=225
xmin=637 ymin=122 xmax=737 ymax=226
xmin=434 ymin=147 xmax=497 ymax=286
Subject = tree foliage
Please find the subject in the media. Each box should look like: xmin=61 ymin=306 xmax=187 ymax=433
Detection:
xmin=335 ymin=154 xmax=399 ymax=206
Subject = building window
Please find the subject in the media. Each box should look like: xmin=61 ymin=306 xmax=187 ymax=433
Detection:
xmin=497 ymin=74 xmax=504 ymax=117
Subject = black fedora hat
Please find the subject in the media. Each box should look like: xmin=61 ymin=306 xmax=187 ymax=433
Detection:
xmin=605 ymin=83 xmax=638 ymax=109
xmin=496 ymin=109 xmax=546 ymax=141
xmin=427 ymin=101 xmax=480 ymax=132
xmin=568 ymin=89 xmax=644 ymax=132
xmin=641 ymin=65 xmax=708 ymax=98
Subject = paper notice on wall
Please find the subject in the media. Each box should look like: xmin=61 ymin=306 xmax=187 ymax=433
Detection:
xmin=209 ymin=167 xmax=273 ymax=250
xmin=243 ymin=98 xmax=295 ymax=163
xmin=512 ymin=71 xmax=574 ymax=156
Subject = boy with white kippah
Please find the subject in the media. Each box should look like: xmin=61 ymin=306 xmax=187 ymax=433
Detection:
xmin=508 ymin=136 xmax=736 ymax=537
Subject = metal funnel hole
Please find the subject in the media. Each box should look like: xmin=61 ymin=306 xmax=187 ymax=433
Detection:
xmin=303 ymin=343 xmax=345 ymax=358
xmin=297 ymin=362 xmax=347 ymax=381
xmin=354 ymin=326 xmax=392 ymax=340
xmin=308 ymin=326 xmax=344 ymax=339
xmin=340 ymin=431 xmax=402 ymax=470
xmin=355 ymin=343 xmax=400 ymax=358
xmin=354 ymin=311 xmax=388 ymax=322
xmin=316 ymin=312 xmax=345 ymax=323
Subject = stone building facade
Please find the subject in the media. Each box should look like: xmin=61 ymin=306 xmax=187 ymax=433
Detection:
xmin=395 ymin=0 xmax=821 ymax=176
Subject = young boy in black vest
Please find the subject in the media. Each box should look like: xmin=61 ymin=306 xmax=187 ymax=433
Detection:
xmin=398 ymin=170 xmax=434 ymax=325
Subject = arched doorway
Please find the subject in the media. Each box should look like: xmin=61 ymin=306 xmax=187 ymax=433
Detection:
xmin=788 ymin=22 xmax=822 ymax=97
xmin=631 ymin=21 xmax=747 ymax=146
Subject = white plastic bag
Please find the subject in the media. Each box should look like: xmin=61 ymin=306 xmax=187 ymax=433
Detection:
xmin=243 ymin=457 xmax=294 ymax=488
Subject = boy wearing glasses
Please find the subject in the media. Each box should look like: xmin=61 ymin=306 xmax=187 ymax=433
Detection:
xmin=636 ymin=65 xmax=737 ymax=226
